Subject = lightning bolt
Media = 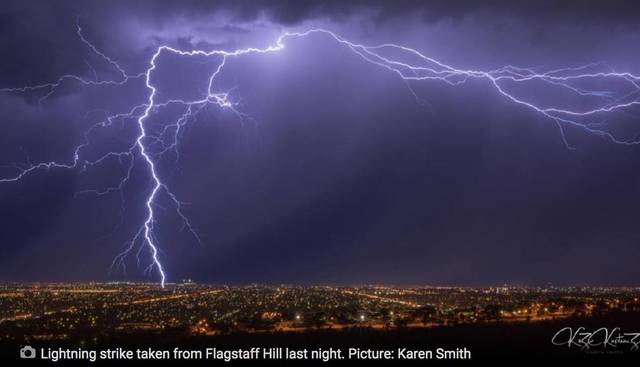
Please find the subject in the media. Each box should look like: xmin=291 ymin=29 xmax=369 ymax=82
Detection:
xmin=2 ymin=23 xmax=639 ymax=287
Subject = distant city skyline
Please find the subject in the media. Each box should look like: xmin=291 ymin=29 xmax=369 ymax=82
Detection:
xmin=2 ymin=282 xmax=639 ymax=361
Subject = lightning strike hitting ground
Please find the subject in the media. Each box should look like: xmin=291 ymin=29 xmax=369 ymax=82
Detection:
xmin=2 ymin=24 xmax=639 ymax=287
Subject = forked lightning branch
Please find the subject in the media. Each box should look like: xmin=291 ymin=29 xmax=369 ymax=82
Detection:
xmin=2 ymin=22 xmax=640 ymax=287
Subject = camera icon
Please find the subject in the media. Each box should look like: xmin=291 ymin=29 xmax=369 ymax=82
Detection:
xmin=20 ymin=345 xmax=36 ymax=359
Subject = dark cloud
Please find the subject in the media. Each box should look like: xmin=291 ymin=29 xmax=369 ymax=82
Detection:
xmin=2 ymin=0 xmax=638 ymax=87
xmin=117 ymin=0 xmax=640 ymax=26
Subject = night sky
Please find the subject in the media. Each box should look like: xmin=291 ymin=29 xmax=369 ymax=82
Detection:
xmin=1 ymin=0 xmax=640 ymax=286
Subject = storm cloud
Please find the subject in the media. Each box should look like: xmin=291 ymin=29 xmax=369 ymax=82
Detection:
xmin=1 ymin=1 xmax=640 ymax=286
